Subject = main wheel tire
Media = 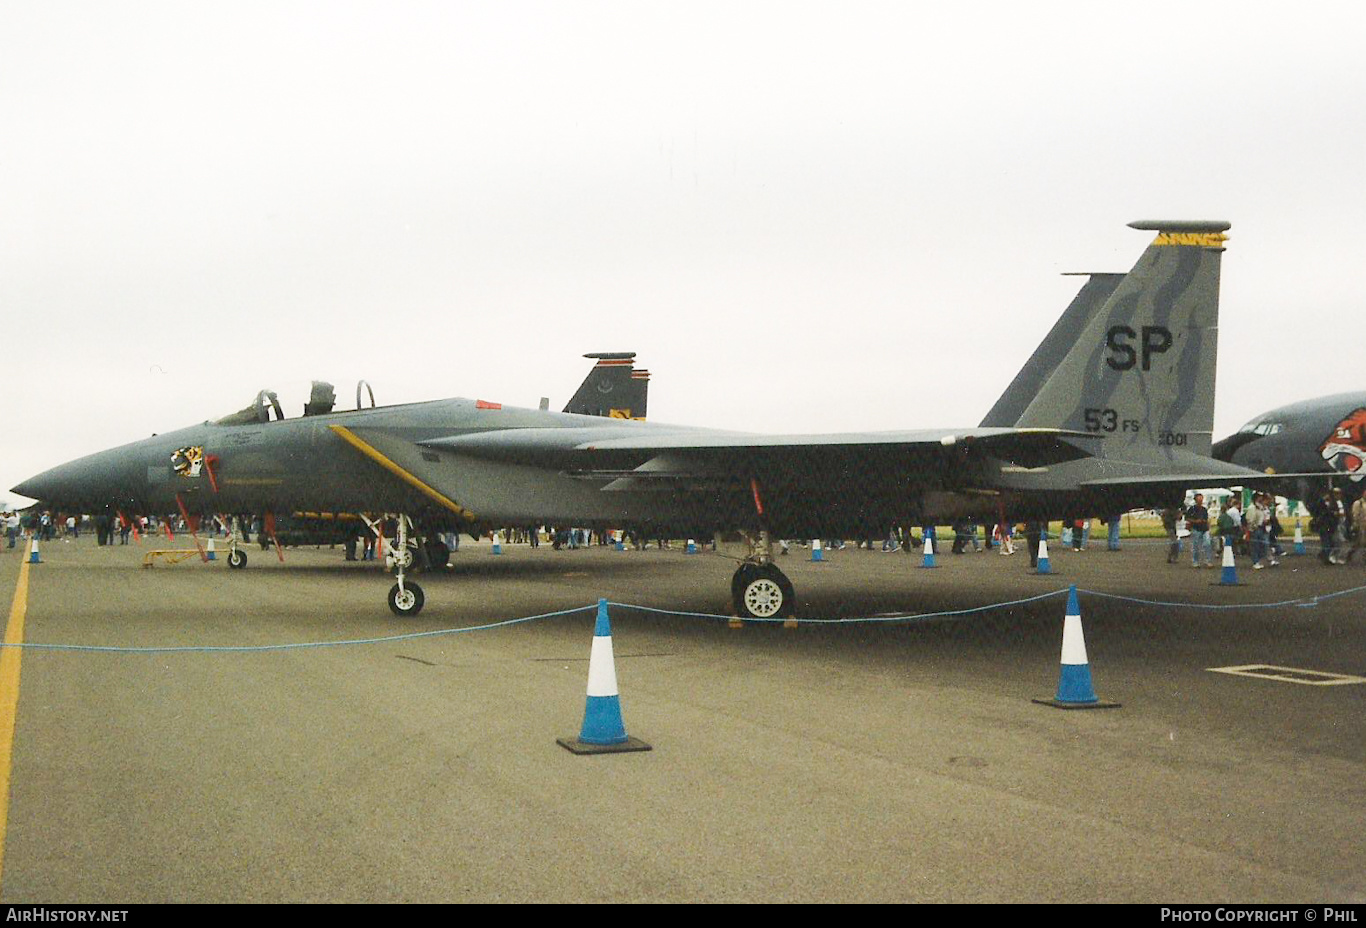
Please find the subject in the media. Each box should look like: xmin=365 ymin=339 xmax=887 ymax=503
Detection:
xmin=388 ymin=581 xmax=425 ymax=617
xmin=732 ymin=564 xmax=795 ymax=620
xmin=731 ymin=563 xmax=760 ymax=605
xmin=227 ymin=549 xmax=247 ymax=570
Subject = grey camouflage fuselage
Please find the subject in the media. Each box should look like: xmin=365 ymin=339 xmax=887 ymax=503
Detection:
xmin=16 ymin=221 xmax=1271 ymax=538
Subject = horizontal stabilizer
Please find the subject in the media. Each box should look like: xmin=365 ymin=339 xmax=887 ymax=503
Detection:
xmin=1127 ymin=220 xmax=1230 ymax=233
xmin=1079 ymin=470 xmax=1310 ymax=489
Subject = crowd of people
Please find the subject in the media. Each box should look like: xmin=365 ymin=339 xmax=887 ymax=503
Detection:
xmin=7 ymin=492 xmax=1365 ymax=569
xmin=1161 ymin=489 xmax=1365 ymax=570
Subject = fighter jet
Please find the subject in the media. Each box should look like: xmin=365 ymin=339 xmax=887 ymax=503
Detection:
xmin=15 ymin=220 xmax=1274 ymax=618
xmin=1212 ymin=393 xmax=1366 ymax=509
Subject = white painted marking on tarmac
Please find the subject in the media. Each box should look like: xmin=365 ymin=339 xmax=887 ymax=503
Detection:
xmin=1207 ymin=664 xmax=1366 ymax=686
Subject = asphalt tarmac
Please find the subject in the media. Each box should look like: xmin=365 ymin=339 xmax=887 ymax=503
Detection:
xmin=1 ymin=532 xmax=1363 ymax=903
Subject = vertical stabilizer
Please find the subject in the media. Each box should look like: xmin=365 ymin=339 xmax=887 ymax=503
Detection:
xmin=1015 ymin=221 xmax=1228 ymax=458
xmin=979 ymin=272 xmax=1125 ymax=428
xmin=562 ymin=352 xmax=649 ymax=420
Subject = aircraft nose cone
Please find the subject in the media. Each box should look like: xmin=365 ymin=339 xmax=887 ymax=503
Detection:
xmin=11 ymin=465 xmax=74 ymax=507
xmin=11 ymin=450 xmax=142 ymax=511
xmin=10 ymin=476 xmax=47 ymax=501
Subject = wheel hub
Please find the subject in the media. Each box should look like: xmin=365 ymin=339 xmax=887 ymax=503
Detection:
xmin=743 ymin=578 xmax=784 ymax=618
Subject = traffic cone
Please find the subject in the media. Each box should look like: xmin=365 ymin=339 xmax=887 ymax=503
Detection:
xmin=27 ymin=538 xmax=41 ymax=564
xmin=206 ymin=537 xmax=216 ymax=561
xmin=1035 ymin=538 xmax=1051 ymax=575
xmin=1033 ymin=586 xmax=1121 ymax=710
xmin=558 ymin=600 xmax=652 ymax=754
xmin=811 ymin=538 xmax=823 ymax=562
xmin=1218 ymin=544 xmax=1240 ymax=585
xmin=921 ymin=535 xmax=937 ymax=568
xmin=491 ymin=532 xmax=502 ymax=555
xmin=1293 ymin=523 xmax=1306 ymax=556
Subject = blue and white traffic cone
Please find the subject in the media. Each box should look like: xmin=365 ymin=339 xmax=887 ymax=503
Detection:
xmin=206 ymin=537 xmax=217 ymax=561
xmin=686 ymin=538 xmax=697 ymax=555
xmin=1293 ymin=523 xmax=1306 ymax=556
xmin=921 ymin=535 xmax=937 ymax=568
xmin=1035 ymin=538 xmax=1051 ymax=575
xmin=811 ymin=539 xmax=823 ymax=562
xmin=558 ymin=600 xmax=652 ymax=754
xmin=27 ymin=538 xmax=41 ymax=564
xmin=1034 ymin=586 xmax=1120 ymax=710
xmin=491 ymin=532 xmax=502 ymax=555
xmin=1219 ymin=544 xmax=1240 ymax=585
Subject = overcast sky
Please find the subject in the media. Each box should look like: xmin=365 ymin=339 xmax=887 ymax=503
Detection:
xmin=3 ymin=1 xmax=1364 ymax=507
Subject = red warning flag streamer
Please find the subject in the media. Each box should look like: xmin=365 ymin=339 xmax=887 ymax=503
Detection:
xmin=176 ymin=494 xmax=208 ymax=563
xmin=264 ymin=511 xmax=284 ymax=563
xmin=203 ymin=454 xmax=220 ymax=494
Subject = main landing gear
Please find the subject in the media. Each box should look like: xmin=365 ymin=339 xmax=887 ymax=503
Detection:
xmin=730 ymin=531 xmax=795 ymax=620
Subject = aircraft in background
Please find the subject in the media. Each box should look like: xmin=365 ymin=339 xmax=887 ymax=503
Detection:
xmin=561 ymin=352 xmax=650 ymax=420
xmin=15 ymin=220 xmax=1277 ymax=619
xmin=1212 ymin=393 xmax=1366 ymax=508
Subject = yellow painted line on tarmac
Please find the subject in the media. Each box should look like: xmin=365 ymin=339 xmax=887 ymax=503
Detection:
xmin=0 ymin=559 xmax=30 ymax=896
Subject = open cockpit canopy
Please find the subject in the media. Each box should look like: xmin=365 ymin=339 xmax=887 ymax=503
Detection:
xmin=214 ymin=380 xmax=377 ymax=425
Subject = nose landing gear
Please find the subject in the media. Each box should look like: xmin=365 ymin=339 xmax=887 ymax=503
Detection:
xmin=361 ymin=513 xmax=426 ymax=617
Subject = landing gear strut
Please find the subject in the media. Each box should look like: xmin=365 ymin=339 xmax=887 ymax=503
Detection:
xmin=366 ymin=513 xmax=425 ymax=617
xmin=225 ymin=516 xmax=247 ymax=569
xmin=730 ymin=531 xmax=795 ymax=620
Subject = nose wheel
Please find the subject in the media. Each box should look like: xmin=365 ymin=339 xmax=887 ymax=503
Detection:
xmin=388 ymin=581 xmax=425 ymax=616
xmin=367 ymin=512 xmax=427 ymax=617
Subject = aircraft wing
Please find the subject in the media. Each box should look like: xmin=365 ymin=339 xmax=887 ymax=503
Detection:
xmin=422 ymin=426 xmax=1100 ymax=471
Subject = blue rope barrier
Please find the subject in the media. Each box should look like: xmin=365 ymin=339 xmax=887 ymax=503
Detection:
xmin=610 ymin=588 xmax=1070 ymax=624
xmin=1 ymin=604 xmax=596 ymax=654
xmin=1081 ymin=582 xmax=1366 ymax=611
xmin=5 ymin=581 xmax=1365 ymax=654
